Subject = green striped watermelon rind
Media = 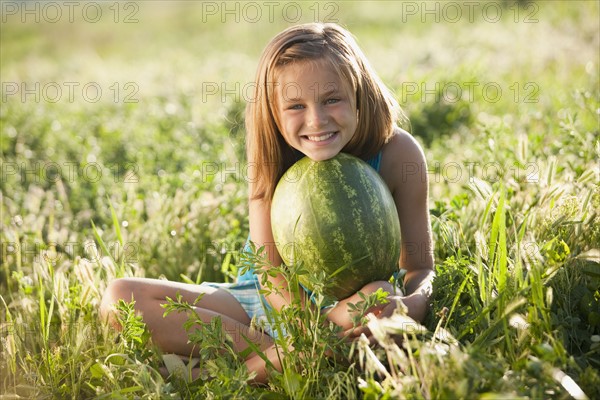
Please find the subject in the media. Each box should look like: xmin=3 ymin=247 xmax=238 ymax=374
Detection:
xmin=271 ymin=153 xmax=401 ymax=300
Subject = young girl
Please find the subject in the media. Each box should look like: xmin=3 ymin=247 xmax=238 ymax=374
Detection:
xmin=100 ymin=22 xmax=434 ymax=384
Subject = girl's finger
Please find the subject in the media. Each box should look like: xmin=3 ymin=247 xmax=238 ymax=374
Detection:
xmin=341 ymin=325 xmax=370 ymax=340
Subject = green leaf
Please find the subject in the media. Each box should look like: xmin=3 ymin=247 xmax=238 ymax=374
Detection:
xmin=89 ymin=362 xmax=106 ymax=379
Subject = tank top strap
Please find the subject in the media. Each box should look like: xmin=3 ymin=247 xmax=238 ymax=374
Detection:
xmin=366 ymin=150 xmax=383 ymax=172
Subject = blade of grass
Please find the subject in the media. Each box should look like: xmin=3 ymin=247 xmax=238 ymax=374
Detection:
xmin=490 ymin=185 xmax=507 ymax=294
xmin=471 ymin=297 xmax=526 ymax=348
xmin=443 ymin=273 xmax=470 ymax=332
xmin=108 ymin=198 xmax=124 ymax=246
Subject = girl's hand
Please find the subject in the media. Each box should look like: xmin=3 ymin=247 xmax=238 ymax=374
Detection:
xmin=340 ymin=292 xmax=428 ymax=343
xmin=325 ymin=280 xmax=394 ymax=330
xmin=339 ymin=295 xmax=400 ymax=341
xmin=374 ymin=292 xmax=428 ymax=322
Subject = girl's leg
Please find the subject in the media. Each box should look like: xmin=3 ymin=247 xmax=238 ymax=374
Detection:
xmin=100 ymin=278 xmax=274 ymax=355
xmin=160 ymin=342 xmax=286 ymax=385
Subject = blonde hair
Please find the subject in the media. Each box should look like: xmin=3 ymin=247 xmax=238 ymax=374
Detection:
xmin=246 ymin=22 xmax=403 ymax=202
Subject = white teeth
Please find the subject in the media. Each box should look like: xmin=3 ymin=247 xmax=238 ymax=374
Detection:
xmin=306 ymin=132 xmax=335 ymax=142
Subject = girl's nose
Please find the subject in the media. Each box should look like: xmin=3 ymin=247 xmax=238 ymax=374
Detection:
xmin=307 ymin=105 xmax=328 ymax=129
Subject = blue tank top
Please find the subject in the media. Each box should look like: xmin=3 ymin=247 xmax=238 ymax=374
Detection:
xmin=238 ymin=151 xmax=383 ymax=282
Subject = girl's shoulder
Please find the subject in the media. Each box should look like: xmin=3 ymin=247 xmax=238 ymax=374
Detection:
xmin=382 ymin=127 xmax=427 ymax=168
xmin=379 ymin=127 xmax=428 ymax=192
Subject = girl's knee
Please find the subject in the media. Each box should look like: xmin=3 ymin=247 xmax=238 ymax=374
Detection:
xmin=99 ymin=278 xmax=138 ymax=324
xmin=360 ymin=280 xmax=394 ymax=295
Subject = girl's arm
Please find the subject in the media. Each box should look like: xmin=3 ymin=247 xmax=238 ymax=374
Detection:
xmin=388 ymin=128 xmax=435 ymax=322
xmin=249 ymin=194 xmax=306 ymax=312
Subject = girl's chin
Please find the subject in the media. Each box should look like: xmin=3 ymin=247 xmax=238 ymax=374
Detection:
xmin=302 ymin=152 xmax=341 ymax=162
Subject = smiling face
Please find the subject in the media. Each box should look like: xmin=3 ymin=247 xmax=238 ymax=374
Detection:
xmin=273 ymin=60 xmax=358 ymax=161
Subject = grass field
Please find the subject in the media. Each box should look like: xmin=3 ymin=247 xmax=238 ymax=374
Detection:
xmin=1 ymin=1 xmax=599 ymax=398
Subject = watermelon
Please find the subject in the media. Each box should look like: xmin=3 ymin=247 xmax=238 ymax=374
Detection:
xmin=270 ymin=153 xmax=401 ymax=300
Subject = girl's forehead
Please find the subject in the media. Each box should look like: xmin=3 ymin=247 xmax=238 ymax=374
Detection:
xmin=277 ymin=59 xmax=334 ymax=78
xmin=274 ymin=59 xmax=351 ymax=94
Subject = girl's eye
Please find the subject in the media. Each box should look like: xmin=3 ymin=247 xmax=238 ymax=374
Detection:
xmin=325 ymin=98 xmax=340 ymax=104
xmin=289 ymin=104 xmax=304 ymax=110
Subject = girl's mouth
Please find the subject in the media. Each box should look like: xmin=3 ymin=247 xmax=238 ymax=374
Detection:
xmin=303 ymin=131 xmax=338 ymax=143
